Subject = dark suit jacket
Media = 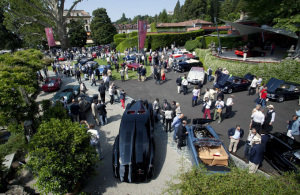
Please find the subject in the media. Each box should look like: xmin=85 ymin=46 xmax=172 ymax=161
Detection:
xmin=228 ymin=128 xmax=244 ymax=139
xmin=217 ymin=92 xmax=224 ymax=101
xmin=98 ymin=84 xmax=106 ymax=94
xmin=249 ymin=144 xmax=264 ymax=164
xmin=177 ymin=124 xmax=187 ymax=139
xmin=176 ymin=78 xmax=182 ymax=86
xmin=97 ymin=104 xmax=107 ymax=116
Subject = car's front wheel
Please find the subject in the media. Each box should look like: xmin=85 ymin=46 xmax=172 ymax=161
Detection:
xmin=277 ymin=95 xmax=284 ymax=103
xmin=228 ymin=88 xmax=233 ymax=94
xmin=181 ymin=68 xmax=185 ymax=73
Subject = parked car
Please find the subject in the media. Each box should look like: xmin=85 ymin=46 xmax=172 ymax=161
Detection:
xmin=86 ymin=61 xmax=99 ymax=69
xmin=53 ymin=85 xmax=80 ymax=103
xmin=174 ymin=58 xmax=203 ymax=72
xmin=170 ymin=50 xmax=195 ymax=59
xmin=78 ymin=57 xmax=94 ymax=65
xmin=235 ymin=50 xmax=266 ymax=57
xmin=187 ymin=67 xmax=206 ymax=85
xmin=123 ymin=54 xmax=137 ymax=61
xmin=92 ymin=52 xmax=97 ymax=58
xmin=42 ymin=78 xmax=62 ymax=92
xmin=58 ymin=56 xmax=66 ymax=61
xmin=264 ymin=132 xmax=300 ymax=173
xmin=214 ymin=73 xmax=254 ymax=94
xmin=186 ymin=118 xmax=235 ymax=173
xmin=126 ymin=63 xmax=141 ymax=71
xmin=77 ymin=94 xmax=98 ymax=112
xmin=94 ymin=65 xmax=111 ymax=75
xmin=266 ymin=78 xmax=300 ymax=103
xmin=113 ymin=100 xmax=155 ymax=182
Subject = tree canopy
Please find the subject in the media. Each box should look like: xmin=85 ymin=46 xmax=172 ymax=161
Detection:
xmin=68 ymin=19 xmax=87 ymax=47
xmin=90 ymin=8 xmax=117 ymax=45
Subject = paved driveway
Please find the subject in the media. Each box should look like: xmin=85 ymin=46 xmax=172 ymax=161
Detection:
xmin=111 ymin=67 xmax=299 ymax=174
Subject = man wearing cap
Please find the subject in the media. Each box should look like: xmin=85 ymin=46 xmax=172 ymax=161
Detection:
xmin=244 ymin=128 xmax=261 ymax=162
xmin=228 ymin=125 xmax=244 ymax=154
xmin=263 ymin=105 xmax=276 ymax=133
xmin=290 ymin=110 xmax=300 ymax=142
xmin=249 ymin=136 xmax=264 ymax=173
xmin=250 ymin=108 xmax=265 ymax=133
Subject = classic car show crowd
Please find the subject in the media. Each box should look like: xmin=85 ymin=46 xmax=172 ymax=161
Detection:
xmin=39 ymin=45 xmax=300 ymax=177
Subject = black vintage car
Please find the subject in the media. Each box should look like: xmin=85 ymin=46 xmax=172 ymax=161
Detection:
xmin=264 ymin=132 xmax=300 ymax=173
xmin=266 ymin=78 xmax=300 ymax=103
xmin=174 ymin=58 xmax=202 ymax=72
xmin=214 ymin=73 xmax=254 ymax=94
xmin=113 ymin=100 xmax=155 ymax=182
xmin=78 ymin=57 xmax=94 ymax=65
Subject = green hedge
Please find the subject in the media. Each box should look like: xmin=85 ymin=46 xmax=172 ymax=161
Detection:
xmin=129 ymin=31 xmax=138 ymax=38
xmin=115 ymin=38 xmax=126 ymax=46
xmin=113 ymin=33 xmax=126 ymax=43
xmin=195 ymin=36 xmax=244 ymax=49
xmin=211 ymin=31 xmax=228 ymax=35
xmin=117 ymin=29 xmax=205 ymax=52
xmin=116 ymin=36 xmax=139 ymax=52
xmin=150 ymin=22 xmax=157 ymax=32
xmin=196 ymin=49 xmax=300 ymax=83
xmin=185 ymin=40 xmax=202 ymax=52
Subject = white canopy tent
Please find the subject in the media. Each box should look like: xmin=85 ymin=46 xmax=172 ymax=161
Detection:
xmin=220 ymin=19 xmax=298 ymax=39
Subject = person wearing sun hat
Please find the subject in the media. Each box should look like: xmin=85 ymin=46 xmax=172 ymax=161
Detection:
xmin=290 ymin=110 xmax=300 ymax=142
xmin=249 ymin=136 xmax=263 ymax=173
xmin=263 ymin=104 xmax=275 ymax=133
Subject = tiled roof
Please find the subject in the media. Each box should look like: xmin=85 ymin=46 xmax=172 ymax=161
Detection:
xmin=156 ymin=19 xmax=213 ymax=27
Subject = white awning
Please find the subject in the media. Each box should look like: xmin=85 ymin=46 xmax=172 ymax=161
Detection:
xmin=220 ymin=19 xmax=298 ymax=39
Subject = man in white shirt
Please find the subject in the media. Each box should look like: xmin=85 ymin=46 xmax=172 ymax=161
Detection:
xmin=256 ymin=76 xmax=262 ymax=94
xmin=225 ymin=95 xmax=234 ymax=118
xmin=251 ymin=108 xmax=265 ymax=133
xmin=87 ymin=123 xmax=104 ymax=161
xmin=228 ymin=125 xmax=244 ymax=154
xmin=249 ymin=76 xmax=257 ymax=95
xmin=244 ymin=128 xmax=261 ymax=162
xmin=213 ymin=97 xmax=224 ymax=123
xmin=181 ymin=76 xmax=188 ymax=95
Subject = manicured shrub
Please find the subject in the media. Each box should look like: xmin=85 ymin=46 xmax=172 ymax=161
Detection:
xmin=196 ymin=49 xmax=300 ymax=83
xmin=113 ymin=33 xmax=126 ymax=43
xmin=165 ymin=165 xmax=300 ymax=194
xmin=211 ymin=31 xmax=228 ymax=34
xmin=150 ymin=22 xmax=157 ymax=32
xmin=116 ymin=36 xmax=138 ymax=52
xmin=185 ymin=40 xmax=201 ymax=51
xmin=197 ymin=36 xmax=243 ymax=49
xmin=27 ymin=119 xmax=98 ymax=194
xmin=129 ymin=31 xmax=138 ymax=38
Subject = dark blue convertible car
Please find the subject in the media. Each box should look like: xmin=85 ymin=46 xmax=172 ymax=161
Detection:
xmin=186 ymin=119 xmax=235 ymax=173
xmin=113 ymin=100 xmax=155 ymax=182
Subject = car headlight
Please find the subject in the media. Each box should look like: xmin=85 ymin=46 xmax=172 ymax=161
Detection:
xmin=270 ymin=94 xmax=275 ymax=98
xmin=64 ymin=96 xmax=68 ymax=100
xmin=48 ymin=83 xmax=54 ymax=87
xmin=224 ymin=86 xmax=228 ymax=90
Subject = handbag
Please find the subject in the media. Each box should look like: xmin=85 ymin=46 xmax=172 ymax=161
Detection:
xmin=217 ymin=108 xmax=222 ymax=113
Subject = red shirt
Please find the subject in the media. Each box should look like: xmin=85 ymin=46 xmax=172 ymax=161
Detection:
xmin=260 ymin=89 xmax=267 ymax=99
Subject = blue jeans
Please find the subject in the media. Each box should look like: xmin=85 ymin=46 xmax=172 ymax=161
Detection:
xmin=173 ymin=126 xmax=179 ymax=141
xmin=244 ymin=143 xmax=251 ymax=160
xmin=93 ymin=142 xmax=102 ymax=159
xmin=100 ymin=114 xmax=107 ymax=125
xmin=155 ymin=78 xmax=161 ymax=84
xmin=208 ymin=75 xmax=211 ymax=82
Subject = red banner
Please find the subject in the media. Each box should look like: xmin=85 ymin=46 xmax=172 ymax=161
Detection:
xmin=45 ymin=28 xmax=56 ymax=47
xmin=138 ymin=21 xmax=147 ymax=50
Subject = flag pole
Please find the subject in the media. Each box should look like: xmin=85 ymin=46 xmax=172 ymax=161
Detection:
xmin=138 ymin=20 xmax=140 ymax=64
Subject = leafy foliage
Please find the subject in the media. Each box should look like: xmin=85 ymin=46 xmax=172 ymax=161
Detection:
xmin=196 ymin=49 xmax=300 ymax=83
xmin=91 ymin=8 xmax=117 ymax=45
xmin=0 ymin=49 xmax=45 ymax=125
xmin=165 ymin=165 xmax=300 ymax=194
xmin=41 ymin=101 xmax=70 ymax=122
xmin=27 ymin=119 xmax=97 ymax=194
xmin=185 ymin=40 xmax=201 ymax=51
xmin=150 ymin=22 xmax=158 ymax=32
xmin=68 ymin=19 xmax=87 ymax=48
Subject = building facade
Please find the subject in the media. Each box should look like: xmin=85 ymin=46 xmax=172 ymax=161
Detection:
xmin=114 ymin=24 xmax=151 ymax=34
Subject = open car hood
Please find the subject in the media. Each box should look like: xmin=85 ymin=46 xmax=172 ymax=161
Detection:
xmin=217 ymin=74 xmax=230 ymax=86
xmin=266 ymin=78 xmax=285 ymax=93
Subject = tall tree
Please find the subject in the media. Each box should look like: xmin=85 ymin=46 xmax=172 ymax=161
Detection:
xmin=173 ymin=0 xmax=181 ymax=22
xmin=2 ymin=0 xmax=85 ymax=50
xmin=115 ymin=13 xmax=128 ymax=24
xmin=246 ymin=0 xmax=300 ymax=50
xmin=182 ymin=0 xmax=193 ymax=20
xmin=68 ymin=19 xmax=87 ymax=47
xmin=234 ymin=0 xmax=248 ymax=13
xmin=220 ymin=0 xmax=234 ymax=20
xmin=159 ymin=9 xmax=169 ymax=23
xmin=0 ymin=7 xmax=22 ymax=50
xmin=90 ymin=8 xmax=117 ymax=45
xmin=209 ymin=0 xmax=221 ymax=23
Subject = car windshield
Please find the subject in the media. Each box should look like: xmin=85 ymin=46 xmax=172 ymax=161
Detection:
xmin=275 ymin=133 xmax=300 ymax=150
xmin=45 ymin=79 xmax=56 ymax=84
